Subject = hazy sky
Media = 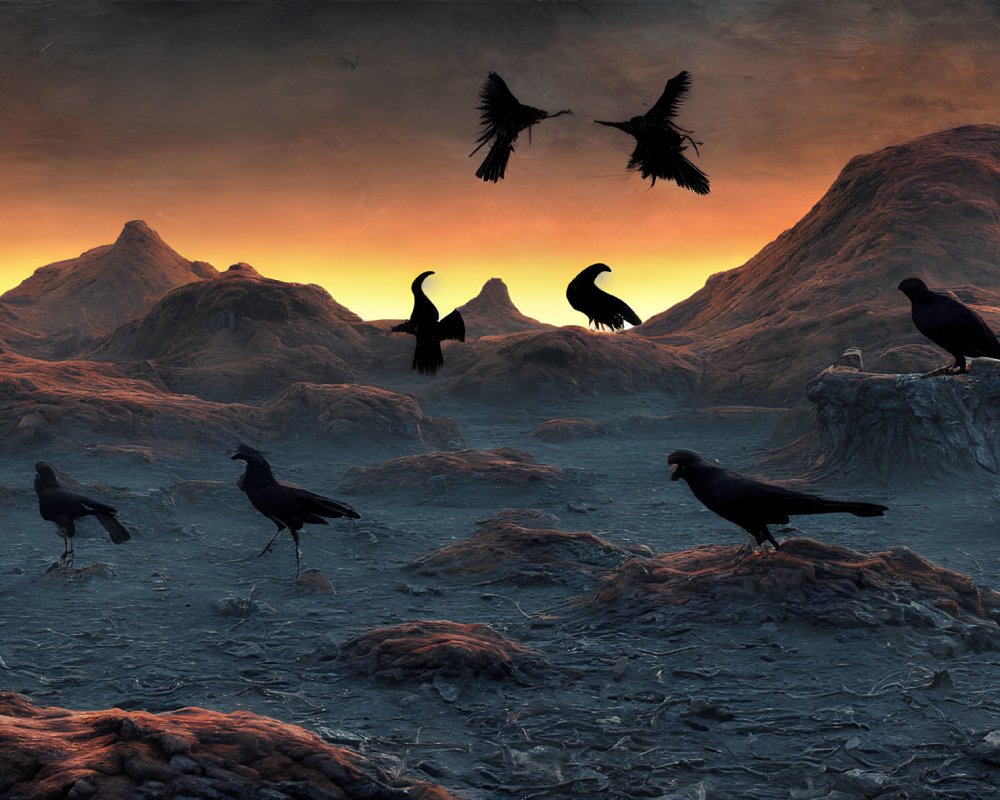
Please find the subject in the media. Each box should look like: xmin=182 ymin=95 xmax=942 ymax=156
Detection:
xmin=2 ymin=0 xmax=1000 ymax=325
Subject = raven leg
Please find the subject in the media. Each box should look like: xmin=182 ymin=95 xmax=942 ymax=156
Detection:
xmin=291 ymin=531 xmax=301 ymax=579
xmin=751 ymin=525 xmax=780 ymax=551
xmin=258 ymin=529 xmax=281 ymax=558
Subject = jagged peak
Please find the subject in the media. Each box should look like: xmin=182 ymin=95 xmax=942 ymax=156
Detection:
xmin=223 ymin=262 xmax=265 ymax=280
xmin=113 ymin=220 xmax=167 ymax=249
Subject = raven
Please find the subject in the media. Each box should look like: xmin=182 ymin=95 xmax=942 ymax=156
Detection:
xmin=898 ymin=277 xmax=1000 ymax=374
xmin=34 ymin=461 xmax=131 ymax=564
xmin=232 ymin=444 xmax=360 ymax=578
xmin=470 ymin=72 xmax=571 ymax=182
xmin=667 ymin=449 xmax=887 ymax=551
xmin=391 ymin=271 xmax=465 ymax=375
xmin=596 ymin=71 xmax=709 ymax=194
xmin=566 ymin=263 xmax=642 ymax=331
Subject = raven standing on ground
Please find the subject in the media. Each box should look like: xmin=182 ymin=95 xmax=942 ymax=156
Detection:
xmin=596 ymin=71 xmax=710 ymax=194
xmin=470 ymin=71 xmax=572 ymax=182
xmin=34 ymin=461 xmax=131 ymax=564
xmin=566 ymin=263 xmax=642 ymax=331
xmin=898 ymin=277 xmax=1000 ymax=374
xmin=391 ymin=271 xmax=465 ymax=375
xmin=667 ymin=449 xmax=887 ymax=551
xmin=232 ymin=444 xmax=360 ymax=579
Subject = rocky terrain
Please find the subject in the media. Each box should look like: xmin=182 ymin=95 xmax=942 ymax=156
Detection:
xmin=5 ymin=127 xmax=1000 ymax=799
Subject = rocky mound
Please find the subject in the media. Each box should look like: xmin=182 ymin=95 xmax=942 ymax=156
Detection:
xmin=86 ymin=263 xmax=368 ymax=402
xmin=407 ymin=512 xmax=650 ymax=584
xmin=0 ymin=221 xmax=218 ymax=359
xmin=593 ymin=538 xmax=1000 ymax=629
xmin=531 ymin=418 xmax=602 ymax=441
xmin=805 ymin=364 xmax=1000 ymax=478
xmin=457 ymin=277 xmax=553 ymax=338
xmin=641 ymin=125 xmax=1000 ymax=405
xmin=260 ymin=383 xmax=463 ymax=451
xmin=341 ymin=620 xmax=541 ymax=682
xmin=339 ymin=448 xmax=567 ymax=497
xmin=445 ymin=327 xmax=701 ymax=400
xmin=0 ymin=691 xmax=458 ymax=800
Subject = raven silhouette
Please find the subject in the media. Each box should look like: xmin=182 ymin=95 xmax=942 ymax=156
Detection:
xmin=391 ymin=271 xmax=465 ymax=374
xmin=566 ymin=263 xmax=641 ymax=332
xmin=470 ymin=72 xmax=571 ymax=182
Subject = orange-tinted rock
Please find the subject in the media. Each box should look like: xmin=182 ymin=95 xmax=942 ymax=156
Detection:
xmin=340 ymin=448 xmax=566 ymax=494
xmin=593 ymin=538 xmax=1000 ymax=625
xmin=342 ymin=620 xmax=540 ymax=681
xmin=532 ymin=418 xmax=600 ymax=441
xmin=642 ymin=125 xmax=1000 ymax=405
xmin=457 ymin=277 xmax=554 ymax=338
xmin=295 ymin=568 xmax=336 ymax=595
xmin=408 ymin=514 xmax=650 ymax=581
xmin=868 ymin=343 xmax=944 ymax=374
xmin=0 ymin=692 xmax=459 ymax=800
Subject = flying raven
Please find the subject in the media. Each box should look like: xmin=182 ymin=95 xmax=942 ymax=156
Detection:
xmin=566 ymin=263 xmax=642 ymax=331
xmin=391 ymin=270 xmax=465 ymax=374
xmin=34 ymin=461 xmax=131 ymax=564
xmin=898 ymin=277 xmax=1000 ymax=374
xmin=232 ymin=444 xmax=360 ymax=578
xmin=596 ymin=71 xmax=709 ymax=194
xmin=667 ymin=449 xmax=887 ymax=551
xmin=470 ymin=72 xmax=571 ymax=182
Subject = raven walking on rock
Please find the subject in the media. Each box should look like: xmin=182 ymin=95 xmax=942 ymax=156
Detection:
xmin=232 ymin=444 xmax=360 ymax=578
xmin=471 ymin=72 xmax=571 ymax=182
xmin=596 ymin=70 xmax=709 ymax=194
xmin=391 ymin=271 xmax=465 ymax=375
xmin=667 ymin=449 xmax=887 ymax=551
xmin=34 ymin=462 xmax=131 ymax=564
xmin=566 ymin=263 xmax=642 ymax=331
xmin=898 ymin=277 xmax=1000 ymax=374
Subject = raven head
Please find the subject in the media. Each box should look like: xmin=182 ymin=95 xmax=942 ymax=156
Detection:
xmin=666 ymin=449 xmax=703 ymax=481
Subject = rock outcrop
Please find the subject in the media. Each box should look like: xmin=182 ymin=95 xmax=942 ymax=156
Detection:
xmin=457 ymin=277 xmax=553 ymax=338
xmin=805 ymin=365 xmax=1000 ymax=478
xmin=0 ymin=692 xmax=458 ymax=800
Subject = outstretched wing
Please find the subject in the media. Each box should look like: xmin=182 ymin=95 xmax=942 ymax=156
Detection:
xmin=437 ymin=309 xmax=466 ymax=342
xmin=471 ymin=72 xmax=519 ymax=155
xmin=628 ymin=130 xmax=710 ymax=194
xmin=646 ymin=71 xmax=692 ymax=123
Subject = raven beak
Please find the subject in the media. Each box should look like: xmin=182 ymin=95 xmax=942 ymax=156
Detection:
xmin=669 ymin=462 xmax=680 ymax=481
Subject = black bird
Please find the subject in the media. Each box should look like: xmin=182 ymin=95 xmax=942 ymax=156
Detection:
xmin=391 ymin=271 xmax=465 ymax=375
xmin=232 ymin=444 xmax=360 ymax=578
xmin=566 ymin=263 xmax=642 ymax=331
xmin=470 ymin=71 xmax=572 ymax=182
xmin=596 ymin=70 xmax=710 ymax=194
xmin=898 ymin=277 xmax=1000 ymax=374
xmin=34 ymin=461 xmax=131 ymax=564
xmin=667 ymin=449 xmax=887 ymax=551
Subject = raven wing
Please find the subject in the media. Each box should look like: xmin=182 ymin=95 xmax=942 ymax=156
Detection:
xmin=437 ymin=309 xmax=466 ymax=342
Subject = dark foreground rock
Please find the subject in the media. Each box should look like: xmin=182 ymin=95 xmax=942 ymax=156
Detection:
xmin=0 ymin=691 xmax=458 ymax=800
xmin=341 ymin=620 xmax=542 ymax=682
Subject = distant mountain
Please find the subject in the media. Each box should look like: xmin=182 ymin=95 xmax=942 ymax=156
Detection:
xmin=458 ymin=278 xmax=553 ymax=337
xmin=0 ymin=220 xmax=218 ymax=358
xmin=640 ymin=125 xmax=1000 ymax=404
xmin=86 ymin=263 xmax=368 ymax=402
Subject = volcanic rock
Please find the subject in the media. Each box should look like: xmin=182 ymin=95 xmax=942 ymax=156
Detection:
xmin=339 ymin=447 xmax=567 ymax=497
xmin=457 ymin=277 xmax=553 ymax=338
xmin=341 ymin=620 xmax=541 ymax=681
xmin=805 ymin=365 xmax=1000 ymax=478
xmin=593 ymin=538 xmax=1000 ymax=629
xmin=407 ymin=513 xmax=651 ymax=584
xmin=0 ymin=691 xmax=459 ymax=800
xmin=86 ymin=264 xmax=367 ymax=402
xmin=642 ymin=125 xmax=1000 ymax=405
xmin=446 ymin=326 xmax=700 ymax=400
xmin=0 ymin=221 xmax=218 ymax=359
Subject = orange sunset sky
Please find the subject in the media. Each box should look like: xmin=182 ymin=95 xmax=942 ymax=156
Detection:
xmin=2 ymin=1 xmax=1000 ymax=326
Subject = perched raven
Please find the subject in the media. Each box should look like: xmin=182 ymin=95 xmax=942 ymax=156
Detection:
xmin=34 ymin=461 xmax=131 ymax=564
xmin=596 ymin=71 xmax=709 ymax=194
xmin=667 ymin=449 xmax=887 ymax=551
xmin=232 ymin=444 xmax=360 ymax=578
xmin=391 ymin=271 xmax=465 ymax=375
xmin=898 ymin=277 xmax=1000 ymax=373
xmin=470 ymin=72 xmax=571 ymax=182
xmin=566 ymin=263 xmax=642 ymax=332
